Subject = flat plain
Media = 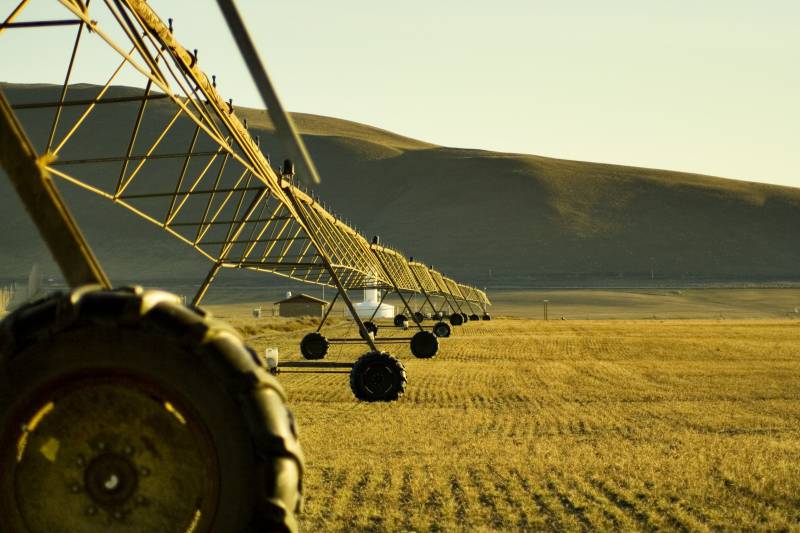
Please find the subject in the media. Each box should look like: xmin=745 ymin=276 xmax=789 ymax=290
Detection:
xmin=210 ymin=295 xmax=800 ymax=532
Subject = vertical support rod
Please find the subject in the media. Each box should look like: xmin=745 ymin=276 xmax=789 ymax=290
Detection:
xmin=192 ymin=261 xmax=222 ymax=307
xmin=0 ymin=90 xmax=110 ymax=289
xmin=192 ymin=188 xmax=268 ymax=306
xmin=366 ymin=288 xmax=389 ymax=323
xmin=115 ymin=78 xmax=154 ymax=195
xmin=462 ymin=297 xmax=480 ymax=316
xmin=283 ymin=186 xmax=378 ymax=352
xmin=316 ymin=289 xmax=339 ymax=332
xmin=433 ymin=278 xmax=461 ymax=315
xmin=165 ymin=124 xmax=201 ymax=223
xmin=407 ymin=266 xmax=439 ymax=316
xmin=447 ymin=291 xmax=466 ymax=314
xmin=372 ymin=251 xmax=425 ymax=331
xmin=435 ymin=296 xmax=451 ymax=316
xmin=47 ymin=10 xmax=87 ymax=151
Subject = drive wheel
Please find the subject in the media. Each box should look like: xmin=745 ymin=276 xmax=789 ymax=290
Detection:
xmin=413 ymin=311 xmax=425 ymax=324
xmin=359 ymin=320 xmax=379 ymax=340
xmin=410 ymin=331 xmax=438 ymax=358
xmin=469 ymin=314 xmax=480 ymax=321
xmin=300 ymin=332 xmax=329 ymax=360
xmin=449 ymin=313 xmax=464 ymax=326
xmin=0 ymin=286 xmax=303 ymax=533
xmin=349 ymin=352 xmax=406 ymax=402
xmin=393 ymin=314 xmax=407 ymax=327
xmin=433 ymin=321 xmax=451 ymax=338
xmin=482 ymin=313 xmax=491 ymax=321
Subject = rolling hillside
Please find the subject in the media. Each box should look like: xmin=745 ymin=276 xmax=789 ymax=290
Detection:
xmin=1 ymin=83 xmax=799 ymax=288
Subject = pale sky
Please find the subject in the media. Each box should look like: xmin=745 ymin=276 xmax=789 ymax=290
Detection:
xmin=2 ymin=1 xmax=798 ymax=188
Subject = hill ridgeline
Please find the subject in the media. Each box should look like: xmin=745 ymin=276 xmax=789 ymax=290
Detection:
xmin=1 ymin=83 xmax=798 ymax=288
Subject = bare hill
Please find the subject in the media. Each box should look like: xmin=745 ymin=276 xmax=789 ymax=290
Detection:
xmin=1 ymin=83 xmax=799 ymax=288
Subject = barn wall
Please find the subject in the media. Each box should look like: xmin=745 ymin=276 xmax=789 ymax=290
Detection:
xmin=279 ymin=301 xmax=325 ymax=317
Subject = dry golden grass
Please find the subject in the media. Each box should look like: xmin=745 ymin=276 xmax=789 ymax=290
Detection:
xmin=222 ymin=314 xmax=800 ymax=531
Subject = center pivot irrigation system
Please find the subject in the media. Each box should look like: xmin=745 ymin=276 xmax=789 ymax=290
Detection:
xmin=296 ymin=239 xmax=491 ymax=366
xmin=1 ymin=0 xmax=489 ymax=399
xmin=0 ymin=1 xmax=490 ymax=531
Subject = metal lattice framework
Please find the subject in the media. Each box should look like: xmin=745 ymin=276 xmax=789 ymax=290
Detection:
xmin=0 ymin=0 xmax=490 ymax=358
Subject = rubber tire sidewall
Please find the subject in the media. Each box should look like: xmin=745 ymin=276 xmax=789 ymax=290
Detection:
xmin=0 ymin=324 xmax=265 ymax=533
xmin=410 ymin=331 xmax=438 ymax=358
xmin=300 ymin=332 xmax=328 ymax=360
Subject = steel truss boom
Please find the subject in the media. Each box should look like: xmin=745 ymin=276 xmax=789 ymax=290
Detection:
xmin=0 ymin=0 xmax=490 ymax=350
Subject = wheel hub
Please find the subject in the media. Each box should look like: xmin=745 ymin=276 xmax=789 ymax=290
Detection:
xmin=2 ymin=379 xmax=219 ymax=532
xmin=363 ymin=364 xmax=392 ymax=394
xmin=84 ymin=453 xmax=139 ymax=507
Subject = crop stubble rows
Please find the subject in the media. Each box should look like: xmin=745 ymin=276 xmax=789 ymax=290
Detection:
xmin=240 ymin=318 xmax=800 ymax=531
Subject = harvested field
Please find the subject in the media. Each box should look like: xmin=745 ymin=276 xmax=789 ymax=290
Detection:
xmin=216 ymin=313 xmax=800 ymax=531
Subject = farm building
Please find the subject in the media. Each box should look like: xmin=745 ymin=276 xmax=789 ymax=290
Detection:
xmin=274 ymin=292 xmax=328 ymax=317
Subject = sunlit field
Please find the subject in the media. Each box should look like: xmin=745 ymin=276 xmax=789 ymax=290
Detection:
xmin=210 ymin=301 xmax=800 ymax=531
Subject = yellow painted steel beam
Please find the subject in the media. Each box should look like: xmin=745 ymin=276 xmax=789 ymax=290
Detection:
xmin=1 ymin=0 xmax=489 ymax=306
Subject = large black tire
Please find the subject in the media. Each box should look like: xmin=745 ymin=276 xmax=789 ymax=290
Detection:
xmin=433 ymin=321 xmax=451 ymax=338
xmin=359 ymin=320 xmax=379 ymax=340
xmin=469 ymin=314 xmax=480 ymax=321
xmin=410 ymin=331 xmax=438 ymax=358
xmin=300 ymin=332 xmax=329 ymax=360
xmin=393 ymin=314 xmax=407 ymax=327
xmin=460 ymin=312 xmax=468 ymax=323
xmin=0 ymin=286 xmax=303 ymax=533
xmin=449 ymin=312 xmax=464 ymax=326
xmin=482 ymin=313 xmax=491 ymax=321
xmin=349 ymin=352 xmax=407 ymax=402
xmin=413 ymin=311 xmax=425 ymax=324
